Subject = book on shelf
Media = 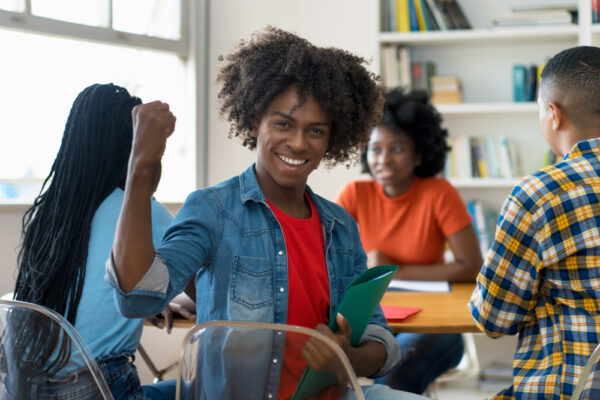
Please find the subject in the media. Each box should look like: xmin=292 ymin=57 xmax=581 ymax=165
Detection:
xmin=435 ymin=0 xmax=471 ymax=29
xmin=492 ymin=8 xmax=575 ymax=27
xmin=444 ymin=136 xmax=522 ymax=180
xmin=525 ymin=65 xmax=538 ymax=102
xmin=430 ymin=75 xmax=461 ymax=105
xmin=381 ymin=0 xmax=461 ymax=32
xmin=396 ymin=0 xmax=411 ymax=32
xmin=594 ymin=0 xmax=599 ymax=23
xmin=512 ymin=65 xmax=527 ymax=103
xmin=466 ymin=200 xmax=498 ymax=256
xmin=380 ymin=0 xmax=411 ymax=32
xmin=424 ymin=0 xmax=449 ymax=30
xmin=408 ymin=0 xmax=420 ymax=31
xmin=381 ymin=45 xmax=415 ymax=90
xmin=411 ymin=61 xmax=435 ymax=95
xmin=413 ymin=0 xmax=430 ymax=31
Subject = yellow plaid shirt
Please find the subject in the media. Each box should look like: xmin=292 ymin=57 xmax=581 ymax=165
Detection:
xmin=470 ymin=139 xmax=600 ymax=399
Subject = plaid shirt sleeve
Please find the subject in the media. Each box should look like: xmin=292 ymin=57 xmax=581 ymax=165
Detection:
xmin=469 ymin=190 xmax=542 ymax=337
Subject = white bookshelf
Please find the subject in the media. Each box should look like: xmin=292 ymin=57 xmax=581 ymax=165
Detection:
xmin=375 ymin=0 xmax=593 ymax=211
xmin=450 ymin=178 xmax=520 ymax=189
xmin=378 ymin=25 xmax=579 ymax=46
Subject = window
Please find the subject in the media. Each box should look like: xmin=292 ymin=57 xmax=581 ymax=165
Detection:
xmin=0 ymin=0 xmax=194 ymax=203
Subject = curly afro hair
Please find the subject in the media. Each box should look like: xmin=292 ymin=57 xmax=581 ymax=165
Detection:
xmin=216 ymin=26 xmax=383 ymax=166
xmin=360 ymin=88 xmax=449 ymax=177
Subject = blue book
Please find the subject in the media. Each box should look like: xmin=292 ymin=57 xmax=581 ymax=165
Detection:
xmin=408 ymin=0 xmax=420 ymax=31
xmin=512 ymin=64 xmax=527 ymax=102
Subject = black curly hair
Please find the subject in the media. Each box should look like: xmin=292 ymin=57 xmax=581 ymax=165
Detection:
xmin=540 ymin=46 xmax=600 ymax=131
xmin=360 ymin=88 xmax=449 ymax=177
xmin=216 ymin=26 xmax=383 ymax=166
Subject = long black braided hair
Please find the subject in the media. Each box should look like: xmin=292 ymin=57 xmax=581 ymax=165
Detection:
xmin=8 ymin=83 xmax=141 ymax=382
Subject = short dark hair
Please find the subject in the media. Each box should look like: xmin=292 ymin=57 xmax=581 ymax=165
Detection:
xmin=216 ymin=26 xmax=383 ymax=166
xmin=361 ymin=88 xmax=449 ymax=177
xmin=540 ymin=46 xmax=600 ymax=130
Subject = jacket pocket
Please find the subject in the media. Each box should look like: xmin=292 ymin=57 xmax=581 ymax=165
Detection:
xmin=231 ymin=255 xmax=273 ymax=309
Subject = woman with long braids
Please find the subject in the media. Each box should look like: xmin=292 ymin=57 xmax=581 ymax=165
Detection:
xmin=11 ymin=83 xmax=176 ymax=399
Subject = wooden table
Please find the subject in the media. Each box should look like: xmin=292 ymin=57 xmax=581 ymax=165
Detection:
xmin=150 ymin=282 xmax=479 ymax=333
xmin=381 ymin=282 xmax=479 ymax=334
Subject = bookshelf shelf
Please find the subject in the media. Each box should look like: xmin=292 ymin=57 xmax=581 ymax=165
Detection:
xmin=378 ymin=25 xmax=578 ymax=46
xmin=449 ymin=178 xmax=519 ymax=189
xmin=436 ymin=102 xmax=538 ymax=114
xmin=375 ymin=0 xmax=592 ymax=211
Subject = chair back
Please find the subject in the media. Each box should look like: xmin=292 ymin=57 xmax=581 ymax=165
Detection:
xmin=572 ymin=342 xmax=600 ymax=399
xmin=176 ymin=320 xmax=365 ymax=400
xmin=0 ymin=299 xmax=114 ymax=400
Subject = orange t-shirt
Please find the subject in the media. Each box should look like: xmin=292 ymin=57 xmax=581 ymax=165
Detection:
xmin=335 ymin=177 xmax=472 ymax=265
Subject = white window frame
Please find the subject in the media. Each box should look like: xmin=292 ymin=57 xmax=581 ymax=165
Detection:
xmin=0 ymin=0 xmax=189 ymax=57
xmin=0 ymin=0 xmax=208 ymax=206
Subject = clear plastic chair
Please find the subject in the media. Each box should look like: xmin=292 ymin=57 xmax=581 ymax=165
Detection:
xmin=175 ymin=320 xmax=365 ymax=400
xmin=0 ymin=299 xmax=114 ymax=400
xmin=572 ymin=342 xmax=600 ymax=400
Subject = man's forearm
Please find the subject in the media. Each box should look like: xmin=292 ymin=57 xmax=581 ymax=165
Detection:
xmin=345 ymin=341 xmax=387 ymax=378
xmin=112 ymin=167 xmax=157 ymax=292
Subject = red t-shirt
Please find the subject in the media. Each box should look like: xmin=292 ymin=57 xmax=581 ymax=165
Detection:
xmin=267 ymin=194 xmax=331 ymax=399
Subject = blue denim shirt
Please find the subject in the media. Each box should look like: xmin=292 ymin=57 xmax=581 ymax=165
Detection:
xmin=107 ymin=165 xmax=399 ymax=389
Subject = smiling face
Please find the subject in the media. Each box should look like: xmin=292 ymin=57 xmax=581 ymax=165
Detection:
xmin=367 ymin=125 xmax=421 ymax=198
xmin=253 ymin=85 xmax=331 ymax=201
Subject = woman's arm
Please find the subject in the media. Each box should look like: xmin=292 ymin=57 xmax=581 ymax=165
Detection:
xmin=391 ymin=224 xmax=483 ymax=282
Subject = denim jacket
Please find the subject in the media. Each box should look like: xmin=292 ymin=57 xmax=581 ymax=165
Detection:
xmin=107 ymin=165 xmax=399 ymax=395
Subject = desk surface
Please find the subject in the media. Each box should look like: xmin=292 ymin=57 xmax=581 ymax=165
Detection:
xmin=382 ymin=282 xmax=479 ymax=334
xmin=159 ymin=283 xmax=480 ymax=334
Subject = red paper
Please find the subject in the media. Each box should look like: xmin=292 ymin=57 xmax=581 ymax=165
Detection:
xmin=381 ymin=305 xmax=422 ymax=322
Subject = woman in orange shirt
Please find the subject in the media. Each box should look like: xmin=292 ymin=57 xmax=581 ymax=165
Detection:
xmin=336 ymin=88 xmax=482 ymax=394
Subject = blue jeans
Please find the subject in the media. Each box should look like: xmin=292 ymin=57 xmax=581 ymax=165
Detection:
xmin=375 ymin=333 xmax=464 ymax=394
xmin=1 ymin=351 xmax=175 ymax=400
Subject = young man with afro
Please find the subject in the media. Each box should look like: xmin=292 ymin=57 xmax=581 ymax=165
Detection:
xmin=106 ymin=26 xmax=427 ymax=399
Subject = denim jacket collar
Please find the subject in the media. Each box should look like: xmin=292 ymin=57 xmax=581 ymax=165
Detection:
xmin=238 ymin=164 xmax=346 ymax=229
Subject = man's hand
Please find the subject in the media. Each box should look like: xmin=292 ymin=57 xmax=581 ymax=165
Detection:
xmin=129 ymin=101 xmax=176 ymax=174
xmin=146 ymin=293 xmax=196 ymax=334
xmin=302 ymin=314 xmax=352 ymax=373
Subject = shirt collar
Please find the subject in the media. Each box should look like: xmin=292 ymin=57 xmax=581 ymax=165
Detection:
xmin=564 ymin=138 xmax=600 ymax=160
xmin=238 ymin=163 xmax=345 ymax=227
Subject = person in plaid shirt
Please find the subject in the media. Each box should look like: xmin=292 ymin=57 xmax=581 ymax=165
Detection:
xmin=470 ymin=46 xmax=600 ymax=399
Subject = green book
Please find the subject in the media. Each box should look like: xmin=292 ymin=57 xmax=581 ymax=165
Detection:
xmin=291 ymin=264 xmax=398 ymax=400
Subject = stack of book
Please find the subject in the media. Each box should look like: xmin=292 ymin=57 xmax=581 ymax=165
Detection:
xmin=492 ymin=4 xmax=577 ymax=27
xmin=444 ymin=136 xmax=523 ymax=180
xmin=430 ymin=76 xmax=461 ymax=104
xmin=380 ymin=0 xmax=471 ymax=32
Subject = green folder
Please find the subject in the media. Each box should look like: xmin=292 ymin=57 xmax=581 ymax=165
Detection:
xmin=291 ymin=264 xmax=398 ymax=400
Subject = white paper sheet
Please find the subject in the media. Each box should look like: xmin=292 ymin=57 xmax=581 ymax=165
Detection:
xmin=388 ymin=280 xmax=450 ymax=292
